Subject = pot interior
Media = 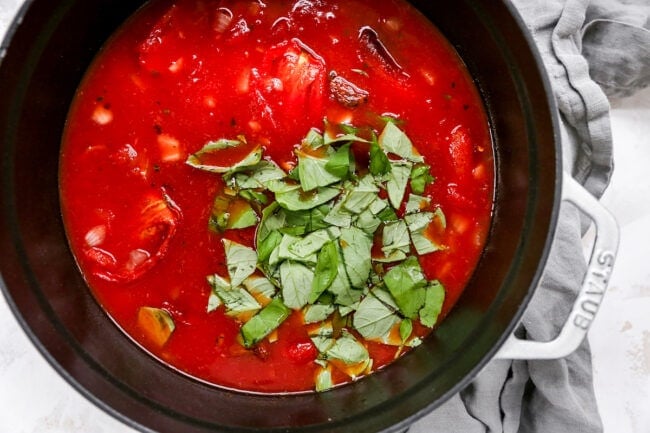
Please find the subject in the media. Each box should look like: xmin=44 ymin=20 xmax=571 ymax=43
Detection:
xmin=0 ymin=1 xmax=559 ymax=432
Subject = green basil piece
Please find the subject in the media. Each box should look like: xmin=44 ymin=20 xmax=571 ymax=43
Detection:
xmin=187 ymin=140 xmax=263 ymax=173
xmin=386 ymin=161 xmax=413 ymax=210
xmin=381 ymin=220 xmax=411 ymax=257
xmin=280 ymin=261 xmax=315 ymax=310
xmin=405 ymin=211 xmax=444 ymax=255
xmin=405 ymin=194 xmax=432 ymax=214
xmin=223 ymin=239 xmax=258 ymax=287
xmin=309 ymin=241 xmax=340 ymax=303
xmin=343 ymin=175 xmax=380 ymax=214
xmin=369 ymin=141 xmax=392 ymax=175
xmin=303 ymin=128 xmax=325 ymax=149
xmin=207 ymin=292 xmax=222 ymax=313
xmin=240 ymin=298 xmax=291 ymax=348
xmin=339 ymin=226 xmax=373 ymax=289
xmin=278 ymin=234 xmax=318 ymax=264
xmin=420 ymin=280 xmax=445 ymax=328
xmin=216 ymin=287 xmax=262 ymax=319
xmin=353 ymin=290 xmax=400 ymax=340
xmin=275 ymin=186 xmax=340 ymax=211
xmin=377 ymin=122 xmax=424 ymax=163
xmin=399 ymin=318 xmax=413 ymax=342
xmin=243 ymin=275 xmax=277 ymax=302
xmin=297 ymin=150 xmax=342 ymax=191
xmin=383 ymin=257 xmax=427 ymax=319
xmin=376 ymin=206 xmax=398 ymax=222
xmin=232 ymin=160 xmax=287 ymax=189
xmin=324 ymin=330 xmax=370 ymax=366
xmin=410 ymin=163 xmax=435 ymax=194
xmin=355 ymin=209 xmax=381 ymax=235
xmin=324 ymin=196 xmax=353 ymax=228
xmin=315 ymin=366 xmax=334 ymax=392
xmin=303 ymin=304 xmax=337 ymax=324
xmin=289 ymin=228 xmax=340 ymax=258
xmin=324 ymin=143 xmax=352 ymax=178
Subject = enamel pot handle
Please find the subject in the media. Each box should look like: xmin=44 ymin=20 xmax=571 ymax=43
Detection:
xmin=494 ymin=175 xmax=620 ymax=360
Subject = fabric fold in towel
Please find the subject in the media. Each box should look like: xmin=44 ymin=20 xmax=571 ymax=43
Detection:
xmin=410 ymin=1 xmax=650 ymax=432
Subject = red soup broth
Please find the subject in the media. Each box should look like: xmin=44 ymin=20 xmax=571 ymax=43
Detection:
xmin=60 ymin=0 xmax=494 ymax=393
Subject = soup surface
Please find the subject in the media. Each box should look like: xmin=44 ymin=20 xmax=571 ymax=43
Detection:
xmin=60 ymin=0 xmax=494 ymax=393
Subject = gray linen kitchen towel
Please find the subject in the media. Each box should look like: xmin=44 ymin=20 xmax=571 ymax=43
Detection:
xmin=411 ymin=1 xmax=650 ymax=432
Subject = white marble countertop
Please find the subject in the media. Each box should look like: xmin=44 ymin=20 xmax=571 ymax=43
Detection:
xmin=1 ymin=1 xmax=649 ymax=432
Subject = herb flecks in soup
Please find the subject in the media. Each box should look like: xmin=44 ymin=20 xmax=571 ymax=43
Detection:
xmin=60 ymin=0 xmax=494 ymax=393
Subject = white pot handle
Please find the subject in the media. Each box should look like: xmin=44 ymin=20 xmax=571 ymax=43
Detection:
xmin=494 ymin=174 xmax=619 ymax=360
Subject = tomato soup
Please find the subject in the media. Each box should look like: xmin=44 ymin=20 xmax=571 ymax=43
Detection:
xmin=60 ymin=0 xmax=494 ymax=393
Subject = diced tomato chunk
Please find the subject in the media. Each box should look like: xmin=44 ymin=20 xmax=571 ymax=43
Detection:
xmin=449 ymin=125 xmax=473 ymax=179
xmin=286 ymin=340 xmax=317 ymax=364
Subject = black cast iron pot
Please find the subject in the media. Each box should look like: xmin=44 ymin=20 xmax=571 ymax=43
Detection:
xmin=0 ymin=0 xmax=619 ymax=432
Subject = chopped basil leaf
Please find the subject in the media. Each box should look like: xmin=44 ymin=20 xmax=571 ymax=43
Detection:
xmin=223 ymin=239 xmax=258 ymax=287
xmin=303 ymin=304 xmax=336 ymax=324
xmin=257 ymin=230 xmax=282 ymax=264
xmin=386 ymin=161 xmax=412 ymax=209
xmin=238 ymin=189 xmax=269 ymax=205
xmin=309 ymin=241 xmax=339 ymax=303
xmin=207 ymin=273 xmax=231 ymax=291
xmin=368 ymin=197 xmax=388 ymax=215
xmin=377 ymin=122 xmax=424 ymax=163
xmin=315 ymin=366 xmax=334 ymax=392
xmin=405 ymin=211 xmax=443 ymax=255
xmin=287 ymin=166 xmax=301 ymax=181
xmin=303 ymin=128 xmax=325 ymax=149
xmin=324 ymin=143 xmax=352 ymax=178
xmin=420 ymin=280 xmax=445 ymax=327
xmin=297 ymin=149 xmax=342 ymax=191
xmin=338 ymin=301 xmax=360 ymax=317
xmin=373 ymin=250 xmax=407 ymax=263
xmin=369 ymin=141 xmax=392 ymax=175
xmin=243 ymin=275 xmax=277 ymax=304
xmin=376 ymin=206 xmax=398 ymax=222
xmin=207 ymin=292 xmax=222 ymax=312
xmin=383 ymin=257 xmax=427 ymax=319
xmin=327 ymin=258 xmax=361 ymax=307
xmin=215 ymin=287 xmax=262 ymax=319
xmin=266 ymin=179 xmax=300 ymax=194
xmin=257 ymin=203 xmax=286 ymax=248
xmin=309 ymin=322 xmax=335 ymax=352
xmin=324 ymin=197 xmax=353 ymax=227
xmin=233 ymin=160 xmax=287 ymax=189
xmin=209 ymin=195 xmax=259 ymax=232
xmin=283 ymin=205 xmax=330 ymax=234
xmin=240 ymin=298 xmax=290 ymax=348
xmin=275 ymin=185 xmax=340 ymax=211
xmin=381 ymin=220 xmax=411 ymax=257
xmin=324 ymin=330 xmax=370 ymax=366
xmin=187 ymin=140 xmax=263 ymax=173
xmin=353 ymin=290 xmax=400 ymax=340
xmin=355 ymin=209 xmax=381 ymax=235
xmin=229 ymin=202 xmax=259 ymax=229
xmin=278 ymin=234 xmax=318 ymax=264
xmin=399 ymin=318 xmax=413 ymax=342
xmin=289 ymin=228 xmax=340 ymax=258
xmin=343 ymin=175 xmax=380 ymax=214
xmin=323 ymin=130 xmax=369 ymax=145
xmin=280 ymin=261 xmax=315 ymax=309
xmin=405 ymin=194 xmax=431 ymax=214
xmin=339 ymin=227 xmax=373 ymax=289
xmin=410 ymin=163 xmax=434 ymax=194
